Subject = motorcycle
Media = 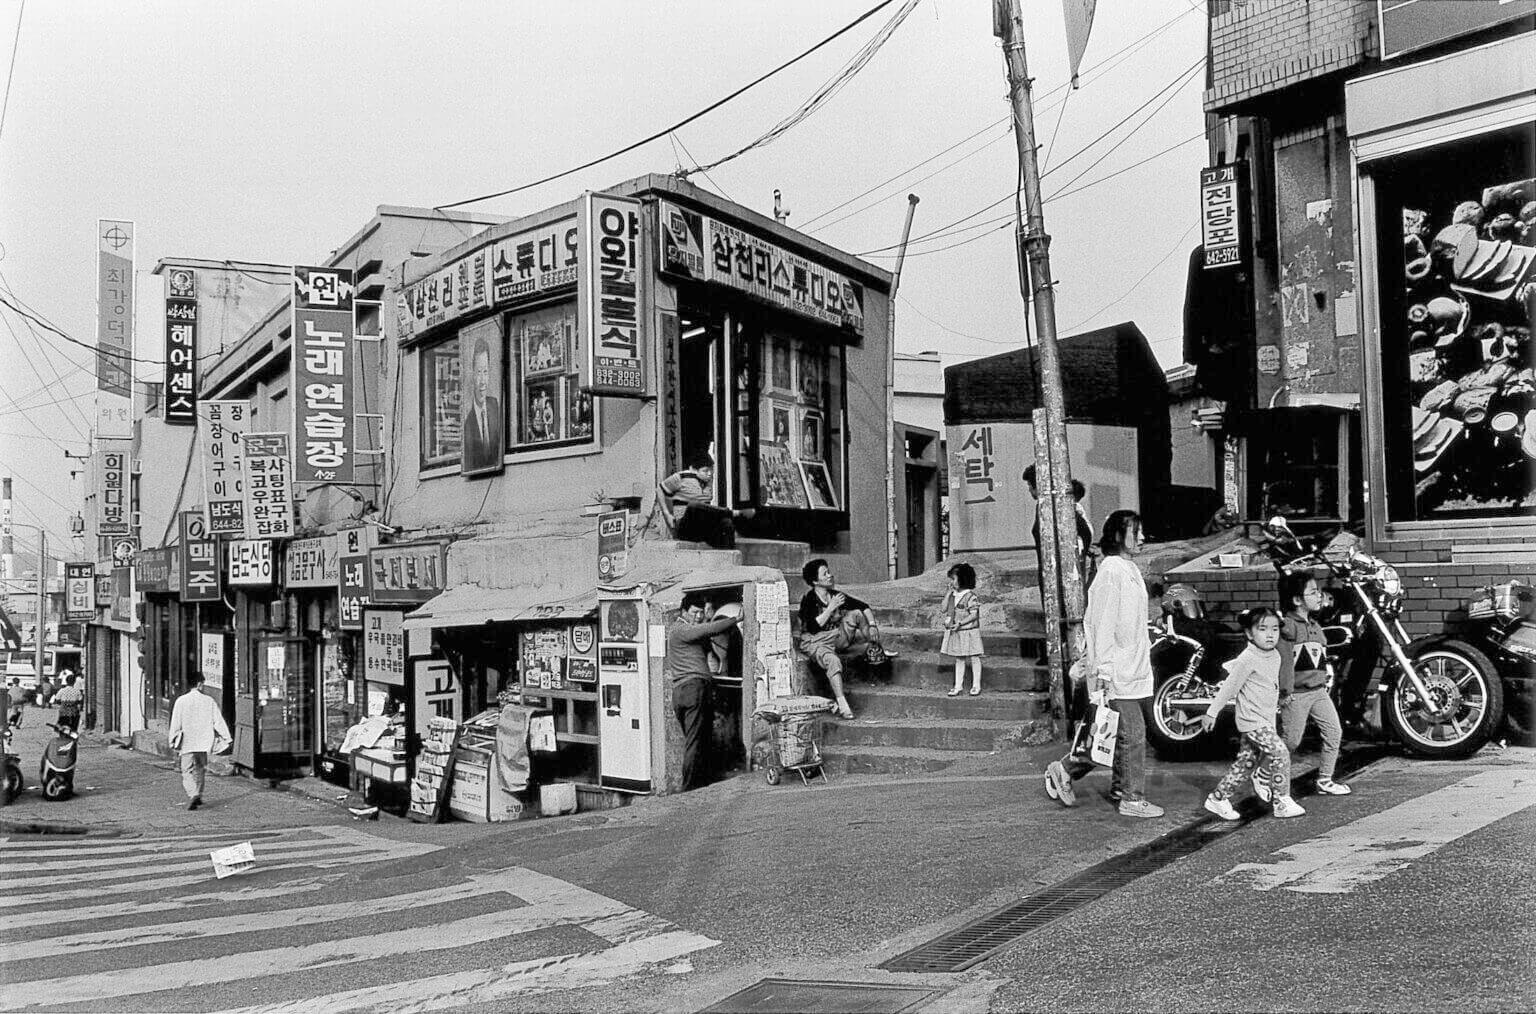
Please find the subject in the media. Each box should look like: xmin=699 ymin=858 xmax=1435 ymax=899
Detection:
xmin=1148 ymin=583 xmax=1245 ymax=759
xmin=1258 ymin=516 xmax=1503 ymax=759
xmin=1462 ymin=579 xmax=1536 ymax=743
xmin=2 ymin=722 xmax=21 ymax=805
xmin=39 ymin=722 xmax=78 ymax=801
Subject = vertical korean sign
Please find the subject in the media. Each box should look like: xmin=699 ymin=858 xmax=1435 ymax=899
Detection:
xmin=291 ymin=266 xmax=355 ymax=484
xmin=164 ymin=268 xmax=198 ymax=424
xmin=578 ymin=193 xmax=646 ymax=397
xmin=96 ymin=440 xmax=132 ymax=535
xmin=65 ymin=563 xmax=95 ymax=621
xmin=200 ymin=400 xmax=249 ymax=536
xmin=180 ymin=510 xmax=221 ymax=603
xmin=241 ymin=433 xmax=294 ymax=539
xmin=1200 ymin=164 xmax=1245 ymax=270
xmin=96 ymin=219 xmax=134 ymax=439
xmin=337 ymin=525 xmax=376 ymax=632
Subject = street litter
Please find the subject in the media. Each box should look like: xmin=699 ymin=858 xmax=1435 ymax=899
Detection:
xmin=210 ymin=841 xmax=256 ymax=879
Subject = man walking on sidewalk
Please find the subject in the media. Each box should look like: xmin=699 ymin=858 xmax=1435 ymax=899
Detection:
xmin=168 ymin=672 xmax=231 ymax=811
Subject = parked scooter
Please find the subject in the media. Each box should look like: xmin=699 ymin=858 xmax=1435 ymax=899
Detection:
xmin=1260 ymin=517 xmax=1504 ymax=759
xmin=39 ymin=722 xmax=78 ymax=801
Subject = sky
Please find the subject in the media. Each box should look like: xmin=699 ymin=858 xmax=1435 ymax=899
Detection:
xmin=0 ymin=0 xmax=1210 ymax=559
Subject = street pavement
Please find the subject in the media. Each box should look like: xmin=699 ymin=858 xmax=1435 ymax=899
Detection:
xmin=1 ymin=707 xmax=1531 ymax=1012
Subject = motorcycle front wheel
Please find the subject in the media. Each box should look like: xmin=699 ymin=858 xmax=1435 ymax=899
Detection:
xmin=1384 ymin=639 xmax=1504 ymax=760
xmin=1 ymin=764 xmax=21 ymax=805
xmin=1150 ymin=675 xmax=1220 ymax=760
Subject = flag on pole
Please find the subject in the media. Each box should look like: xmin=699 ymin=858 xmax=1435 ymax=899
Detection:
xmin=1063 ymin=0 xmax=1098 ymax=86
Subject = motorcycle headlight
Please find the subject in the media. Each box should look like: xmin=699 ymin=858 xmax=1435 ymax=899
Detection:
xmin=1376 ymin=564 xmax=1402 ymax=597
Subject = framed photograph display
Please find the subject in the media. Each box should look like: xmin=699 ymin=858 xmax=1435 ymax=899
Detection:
xmin=759 ymin=444 xmax=808 ymax=508
xmin=799 ymin=459 xmax=839 ymax=511
xmin=798 ymin=408 xmax=823 ymax=462
xmin=522 ymin=379 xmax=562 ymax=444
xmin=768 ymin=401 xmax=792 ymax=446
xmin=797 ymin=346 xmax=823 ymax=404
xmin=459 ymin=318 xmax=505 ymax=477
xmin=767 ymin=335 xmax=794 ymax=395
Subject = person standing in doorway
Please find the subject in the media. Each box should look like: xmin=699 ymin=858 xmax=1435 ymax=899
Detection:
xmin=1043 ymin=510 xmax=1164 ymax=818
xmin=666 ymin=592 xmax=742 ymax=791
xmin=168 ymin=672 xmax=232 ymax=811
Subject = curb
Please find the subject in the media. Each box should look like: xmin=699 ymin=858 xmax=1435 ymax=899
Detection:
xmin=0 ymin=818 xmax=123 ymax=837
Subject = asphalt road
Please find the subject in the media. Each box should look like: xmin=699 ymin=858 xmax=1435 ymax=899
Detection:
xmin=1 ymin=736 xmax=1531 ymax=1013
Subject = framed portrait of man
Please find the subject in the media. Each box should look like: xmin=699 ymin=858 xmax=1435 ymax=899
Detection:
xmin=459 ymin=318 xmax=505 ymax=476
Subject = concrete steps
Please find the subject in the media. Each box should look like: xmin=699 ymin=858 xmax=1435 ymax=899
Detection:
xmin=822 ymin=716 xmax=1038 ymax=752
xmin=843 ymin=684 xmax=1049 ymax=722
xmin=816 ymin=744 xmax=993 ymax=777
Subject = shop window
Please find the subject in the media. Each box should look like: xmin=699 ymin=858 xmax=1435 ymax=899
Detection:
xmin=1371 ymin=124 xmax=1535 ymax=522
xmin=420 ymin=339 xmax=462 ymax=468
xmin=756 ymin=328 xmax=845 ymax=512
xmin=509 ymin=304 xmax=595 ymax=448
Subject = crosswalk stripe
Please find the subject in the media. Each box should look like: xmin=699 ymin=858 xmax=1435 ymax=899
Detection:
xmin=0 ymin=841 xmax=366 ymax=889
xmin=0 ymin=829 xmax=293 ymax=854
xmin=3 ymin=870 xmax=531 ymax=960
xmin=0 ymin=873 xmax=344 ymax=931
xmin=212 ymin=929 xmax=720 ymax=1014
xmin=0 ymin=868 xmax=640 ymax=1006
xmin=1217 ymin=768 xmax=1535 ymax=894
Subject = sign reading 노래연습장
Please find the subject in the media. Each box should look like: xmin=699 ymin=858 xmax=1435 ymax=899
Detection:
xmin=291 ymin=266 xmax=355 ymax=485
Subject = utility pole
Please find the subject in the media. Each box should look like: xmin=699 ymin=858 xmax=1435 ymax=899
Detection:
xmin=35 ymin=528 xmax=47 ymax=683
xmin=996 ymin=0 xmax=1086 ymax=722
xmin=885 ymin=194 xmax=920 ymax=579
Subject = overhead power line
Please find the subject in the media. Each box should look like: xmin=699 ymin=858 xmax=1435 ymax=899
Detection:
xmin=0 ymin=1 xmax=22 ymax=147
xmin=436 ymin=0 xmax=900 ymax=210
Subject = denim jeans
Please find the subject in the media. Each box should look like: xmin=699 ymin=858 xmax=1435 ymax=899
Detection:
xmin=1063 ymin=694 xmax=1152 ymax=801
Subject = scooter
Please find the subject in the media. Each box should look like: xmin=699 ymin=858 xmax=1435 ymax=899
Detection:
xmin=39 ymin=722 xmax=78 ymax=801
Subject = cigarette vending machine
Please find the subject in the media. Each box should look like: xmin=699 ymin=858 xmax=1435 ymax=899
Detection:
xmin=596 ymin=595 xmax=652 ymax=792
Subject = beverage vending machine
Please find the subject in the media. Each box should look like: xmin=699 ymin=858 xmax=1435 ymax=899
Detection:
xmin=596 ymin=595 xmax=652 ymax=792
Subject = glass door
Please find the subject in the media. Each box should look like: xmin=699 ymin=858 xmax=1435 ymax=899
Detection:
xmin=255 ymin=635 xmax=315 ymax=762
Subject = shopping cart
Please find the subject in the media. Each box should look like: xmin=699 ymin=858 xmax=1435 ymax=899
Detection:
xmin=752 ymin=696 xmax=834 ymax=786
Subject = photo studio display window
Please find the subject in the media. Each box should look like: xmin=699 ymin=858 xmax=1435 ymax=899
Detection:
xmin=509 ymin=303 xmax=595 ymax=449
xmin=420 ymin=339 xmax=462 ymax=469
xmin=757 ymin=326 xmax=844 ymax=513
xmin=1372 ymin=124 xmax=1534 ymax=522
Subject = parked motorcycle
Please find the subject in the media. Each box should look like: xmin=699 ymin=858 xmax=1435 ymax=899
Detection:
xmin=39 ymin=722 xmax=78 ymax=801
xmin=1258 ymin=517 xmax=1504 ymax=759
xmin=2 ymin=722 xmax=21 ymax=805
xmin=1148 ymin=583 xmax=1244 ymax=759
xmin=1463 ymin=579 xmax=1536 ymax=743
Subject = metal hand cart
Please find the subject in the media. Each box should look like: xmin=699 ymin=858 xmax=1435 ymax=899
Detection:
xmin=753 ymin=696 xmax=833 ymax=786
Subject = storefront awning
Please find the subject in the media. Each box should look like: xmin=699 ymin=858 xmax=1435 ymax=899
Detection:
xmin=401 ymin=583 xmax=598 ymax=631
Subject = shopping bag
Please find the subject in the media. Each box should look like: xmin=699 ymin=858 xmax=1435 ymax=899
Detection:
xmin=1088 ymin=703 xmax=1119 ymax=767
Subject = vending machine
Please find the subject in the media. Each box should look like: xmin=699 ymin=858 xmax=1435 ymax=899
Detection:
xmin=596 ymin=595 xmax=652 ymax=792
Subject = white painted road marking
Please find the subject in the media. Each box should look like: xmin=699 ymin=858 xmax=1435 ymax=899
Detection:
xmin=1217 ymin=769 xmax=1535 ymax=894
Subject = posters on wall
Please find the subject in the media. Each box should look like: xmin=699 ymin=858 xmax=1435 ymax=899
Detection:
xmin=291 ymin=266 xmax=355 ymax=484
xmin=96 ymin=219 xmax=134 ymax=439
xmin=459 ymin=318 xmax=505 ymax=476
xmin=201 ymin=634 xmax=225 ymax=692
xmin=579 ymin=193 xmax=646 ymax=397
xmin=240 ymin=433 xmax=294 ymax=539
xmin=200 ymin=400 xmax=250 ymax=536
xmin=520 ymin=627 xmax=570 ymax=692
xmin=164 ymin=267 xmax=198 ymax=424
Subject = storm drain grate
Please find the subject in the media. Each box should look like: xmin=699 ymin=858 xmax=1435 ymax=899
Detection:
xmin=881 ymin=746 xmax=1390 ymax=973
xmin=701 ymin=979 xmax=939 ymax=1014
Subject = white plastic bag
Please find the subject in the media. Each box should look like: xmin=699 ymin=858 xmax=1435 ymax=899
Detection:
xmin=1089 ymin=703 xmax=1119 ymax=767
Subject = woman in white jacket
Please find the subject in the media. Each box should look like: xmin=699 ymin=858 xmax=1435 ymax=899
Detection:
xmin=1045 ymin=510 xmax=1164 ymax=818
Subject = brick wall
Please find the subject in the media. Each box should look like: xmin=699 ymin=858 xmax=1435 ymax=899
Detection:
xmin=1206 ymin=0 xmax=1377 ymax=112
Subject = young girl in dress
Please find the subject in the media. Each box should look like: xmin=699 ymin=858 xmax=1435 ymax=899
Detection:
xmin=1200 ymin=606 xmax=1307 ymax=820
xmin=942 ymin=563 xmax=985 ymax=696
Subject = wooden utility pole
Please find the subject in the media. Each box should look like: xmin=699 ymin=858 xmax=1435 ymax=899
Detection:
xmin=996 ymin=0 xmax=1086 ymax=712
xmin=885 ymin=194 xmax=920 ymax=579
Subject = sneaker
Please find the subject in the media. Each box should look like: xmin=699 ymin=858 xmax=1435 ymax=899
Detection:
xmin=1117 ymin=799 xmax=1165 ymax=819
xmin=1045 ymin=760 xmax=1076 ymax=808
xmin=1251 ymin=773 xmax=1272 ymax=803
xmin=881 ymin=647 xmax=900 ymax=659
xmin=1203 ymin=794 xmax=1240 ymax=821
xmin=187 ymin=796 xmax=201 ymax=811
xmin=1272 ymin=795 xmax=1306 ymax=818
xmin=1315 ymin=778 xmax=1352 ymax=796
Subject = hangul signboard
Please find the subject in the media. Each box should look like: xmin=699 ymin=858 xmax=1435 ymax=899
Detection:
xmin=284 ymin=535 xmax=338 ymax=589
xmin=65 ymin=563 xmax=95 ymax=621
xmin=1200 ymin=164 xmax=1245 ymax=270
xmin=110 ymin=566 xmax=133 ymax=624
xmin=578 ymin=193 xmax=646 ymax=397
xmin=337 ymin=525 xmax=376 ymax=631
xmin=241 ymin=432 xmax=294 ymax=539
xmin=398 ymin=248 xmax=489 ymax=338
xmin=367 ymin=541 xmax=447 ymax=605
xmin=226 ymin=539 xmax=274 ymax=586
xmin=363 ymin=609 xmax=405 ymax=687
xmin=705 ymin=219 xmax=866 ymax=334
xmin=134 ymin=546 xmax=176 ymax=594
xmin=658 ymin=201 xmax=706 ymax=279
xmin=291 ymin=266 xmax=355 ymax=484
xmin=164 ymin=268 xmax=198 ymax=425
xmin=200 ymin=400 xmax=250 ymax=536
xmin=96 ymin=439 xmax=132 ymax=535
xmin=96 ymin=219 xmax=134 ymax=439
xmin=180 ymin=509 xmax=221 ymax=603
xmin=956 ymin=424 xmax=997 ymax=506
xmin=596 ymin=510 xmax=629 ymax=586
xmin=94 ymin=573 xmax=113 ymax=607
xmin=490 ymin=217 xmax=579 ymax=307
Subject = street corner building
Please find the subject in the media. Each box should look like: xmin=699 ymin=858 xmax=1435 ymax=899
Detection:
xmin=1169 ymin=0 xmax=1535 ymax=732
xmin=87 ymin=176 xmax=898 ymax=818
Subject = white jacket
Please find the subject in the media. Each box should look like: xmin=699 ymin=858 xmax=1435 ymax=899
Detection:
xmin=1084 ymin=555 xmax=1152 ymax=700
xmin=169 ymin=688 xmax=231 ymax=754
